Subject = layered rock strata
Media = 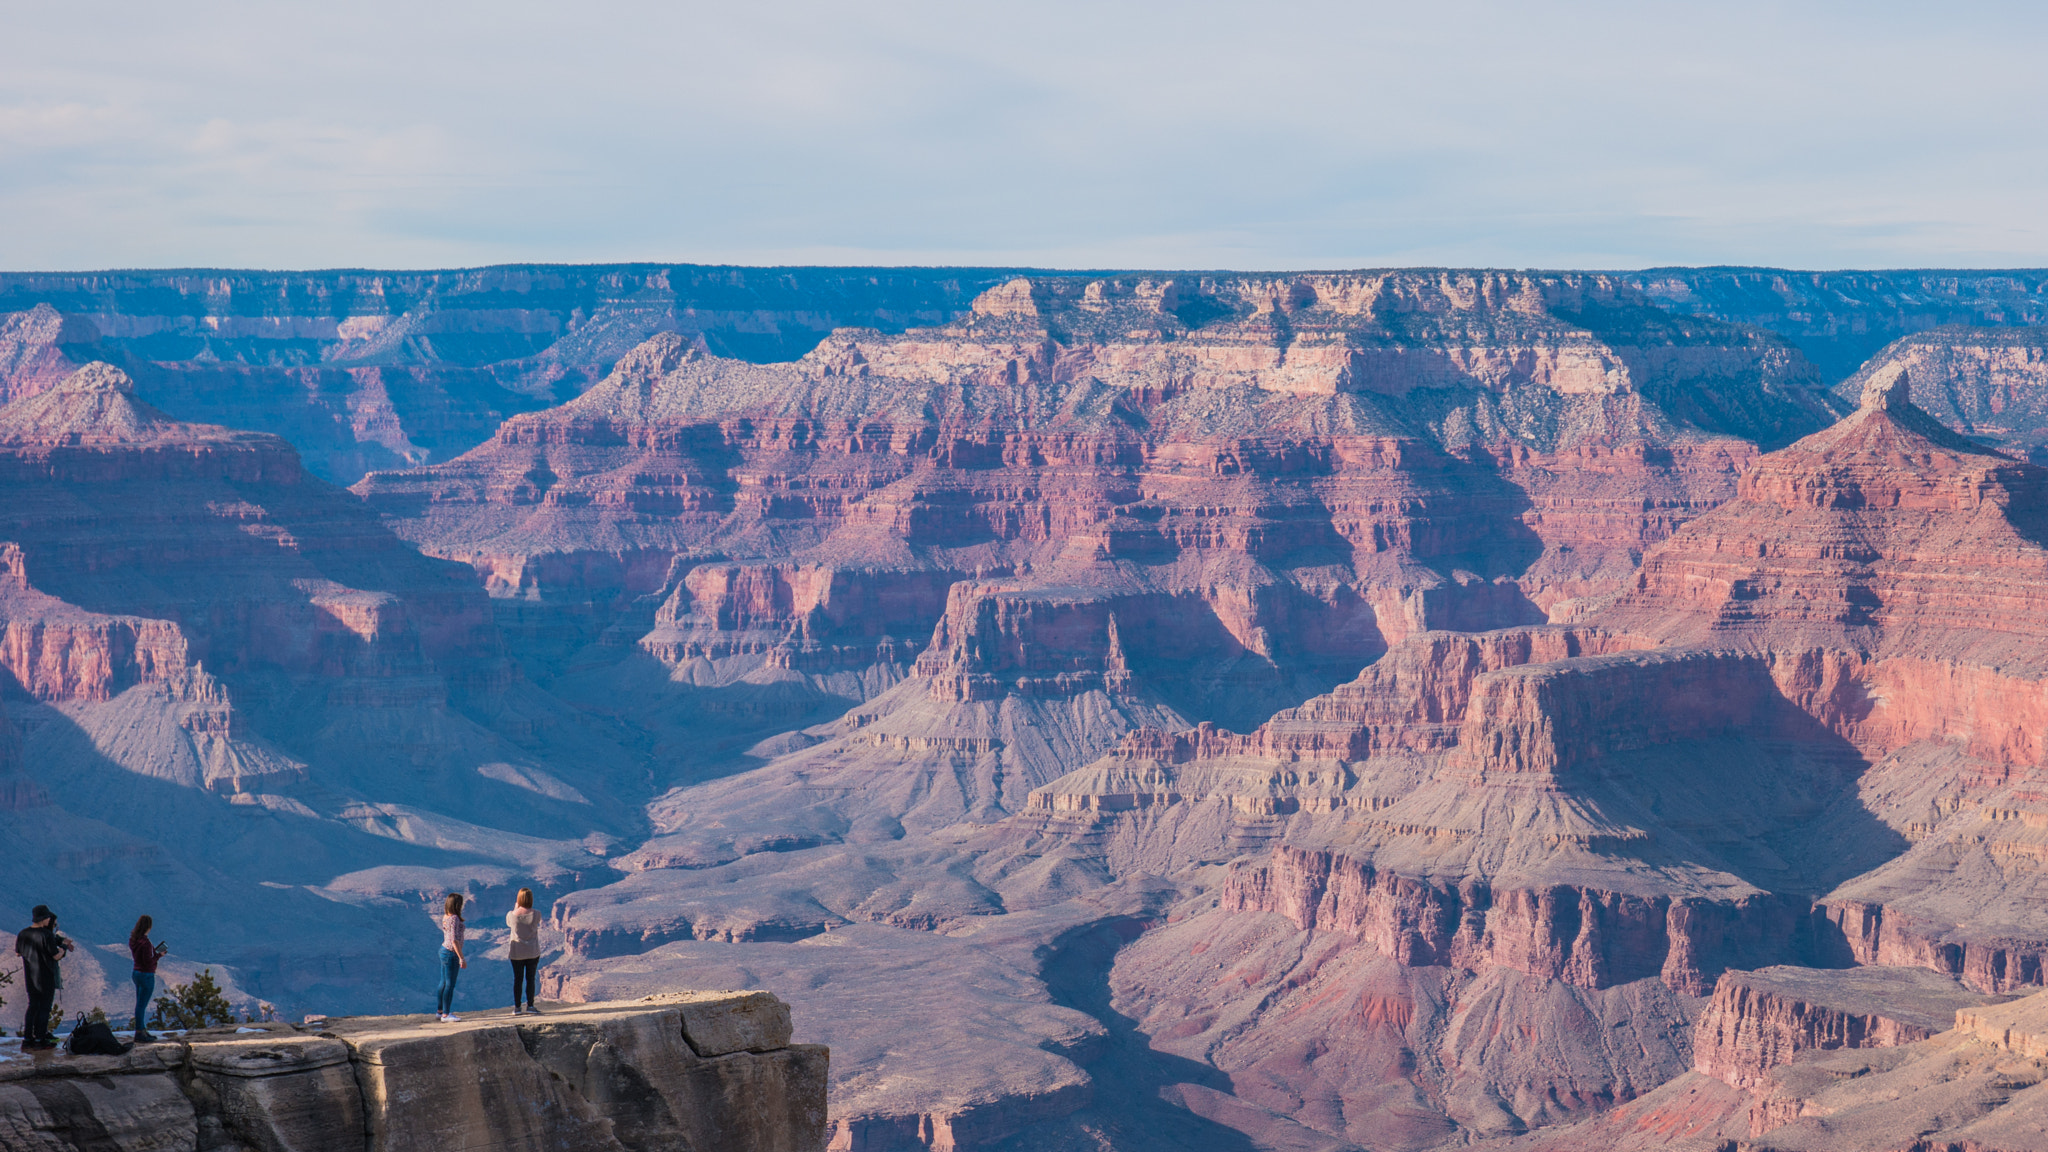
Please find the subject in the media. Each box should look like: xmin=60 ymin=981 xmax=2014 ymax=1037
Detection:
xmin=1495 ymin=987 xmax=2048 ymax=1151
xmin=1691 ymin=964 xmax=2003 ymax=1089
xmin=358 ymin=272 xmax=1828 ymax=788
xmin=0 ymin=994 xmax=824 ymax=1152
xmin=1624 ymin=267 xmax=2048 ymax=382
xmin=10 ymin=266 xmax=2047 ymax=490
xmin=0 ymin=267 xmax=998 ymax=483
xmin=1588 ymin=366 xmax=2048 ymax=995
xmin=360 ymin=273 xmax=1849 ymax=1149
xmin=977 ymin=364 xmax=2048 ymax=1145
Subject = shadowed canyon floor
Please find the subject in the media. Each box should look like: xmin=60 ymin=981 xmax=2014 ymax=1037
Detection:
xmin=8 ymin=267 xmax=2048 ymax=1150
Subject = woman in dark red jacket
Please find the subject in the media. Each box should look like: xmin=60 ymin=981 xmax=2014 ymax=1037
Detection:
xmin=129 ymin=915 xmax=167 ymax=1043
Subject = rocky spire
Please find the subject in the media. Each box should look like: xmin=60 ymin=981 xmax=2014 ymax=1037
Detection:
xmin=1841 ymin=359 xmax=2007 ymax=457
xmin=58 ymin=360 xmax=138 ymax=395
xmin=1860 ymin=362 xmax=1911 ymax=412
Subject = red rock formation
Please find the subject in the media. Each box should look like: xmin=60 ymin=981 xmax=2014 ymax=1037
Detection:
xmin=353 ymin=273 xmax=1846 ymax=1148
xmin=988 ymin=360 xmax=2048 ymax=1145
xmin=359 ymin=272 xmax=1820 ymax=763
xmin=0 ymin=363 xmax=507 ymax=712
xmin=1691 ymin=965 xmax=1999 ymax=1090
xmin=0 ymin=303 xmax=100 ymax=404
xmin=1227 ymin=845 xmax=1774 ymax=992
xmin=1576 ymin=366 xmax=2048 ymax=992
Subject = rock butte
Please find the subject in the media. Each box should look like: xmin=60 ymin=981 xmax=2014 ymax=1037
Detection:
xmin=6 ymin=267 xmax=2048 ymax=1149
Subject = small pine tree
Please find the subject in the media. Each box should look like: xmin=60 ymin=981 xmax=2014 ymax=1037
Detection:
xmin=150 ymin=969 xmax=237 ymax=1030
xmin=85 ymin=1006 xmax=108 ymax=1026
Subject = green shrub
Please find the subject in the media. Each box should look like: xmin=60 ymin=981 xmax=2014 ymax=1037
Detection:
xmin=151 ymin=969 xmax=236 ymax=1030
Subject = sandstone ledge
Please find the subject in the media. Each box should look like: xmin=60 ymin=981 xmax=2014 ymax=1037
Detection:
xmin=1695 ymin=964 xmax=2008 ymax=1088
xmin=0 ymin=994 xmax=826 ymax=1152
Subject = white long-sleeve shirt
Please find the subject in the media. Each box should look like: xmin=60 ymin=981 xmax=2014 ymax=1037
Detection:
xmin=506 ymin=908 xmax=541 ymax=960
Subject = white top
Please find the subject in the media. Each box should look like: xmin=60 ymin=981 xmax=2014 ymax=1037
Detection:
xmin=506 ymin=908 xmax=542 ymax=960
xmin=441 ymin=914 xmax=464 ymax=952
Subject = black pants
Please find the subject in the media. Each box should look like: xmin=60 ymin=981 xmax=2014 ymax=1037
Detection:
xmin=511 ymin=958 xmax=538 ymax=1007
xmin=24 ymin=985 xmax=56 ymax=1044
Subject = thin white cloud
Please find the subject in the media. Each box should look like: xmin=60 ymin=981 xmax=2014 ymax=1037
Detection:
xmin=3 ymin=0 xmax=2045 ymax=269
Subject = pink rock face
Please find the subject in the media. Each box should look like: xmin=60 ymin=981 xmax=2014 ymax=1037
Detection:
xmin=0 ymin=304 xmax=100 ymax=404
xmin=0 ymin=363 xmax=506 ymax=708
xmin=1690 ymin=965 xmax=1997 ymax=1090
xmin=416 ymin=277 xmax=1837 ymax=1146
xmin=1221 ymin=845 xmax=1802 ymax=995
xmin=356 ymin=272 xmax=1816 ymax=751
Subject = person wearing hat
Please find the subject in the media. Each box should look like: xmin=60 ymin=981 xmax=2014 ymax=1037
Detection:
xmin=14 ymin=905 xmax=74 ymax=1051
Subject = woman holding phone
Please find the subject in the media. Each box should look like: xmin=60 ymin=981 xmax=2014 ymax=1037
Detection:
xmin=128 ymin=915 xmax=167 ymax=1043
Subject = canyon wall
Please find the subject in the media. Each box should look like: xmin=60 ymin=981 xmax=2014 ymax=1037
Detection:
xmin=7 ymin=265 xmax=2047 ymax=492
xmin=1690 ymin=964 xmax=1997 ymax=1089
xmin=11 ymin=264 xmax=2048 ymax=1150
xmin=1623 ymin=267 xmax=2048 ymax=382
xmin=978 ymin=362 xmax=2048 ymax=1146
xmin=0 ymin=267 xmax=1008 ymax=482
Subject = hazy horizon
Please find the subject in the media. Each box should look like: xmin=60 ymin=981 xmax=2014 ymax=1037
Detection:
xmin=6 ymin=1 xmax=2045 ymax=271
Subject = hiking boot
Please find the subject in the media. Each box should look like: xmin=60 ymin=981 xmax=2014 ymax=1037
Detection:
xmin=133 ymin=1031 xmax=157 ymax=1044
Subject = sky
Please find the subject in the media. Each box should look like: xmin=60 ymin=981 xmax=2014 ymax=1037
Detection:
xmin=3 ymin=0 xmax=2045 ymax=271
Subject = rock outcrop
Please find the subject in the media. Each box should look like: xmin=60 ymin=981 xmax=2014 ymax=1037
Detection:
xmin=1836 ymin=325 xmax=2048 ymax=461
xmin=1497 ymin=986 xmax=2048 ymax=1151
xmin=1692 ymin=964 xmax=2004 ymax=1089
xmin=0 ymin=994 xmax=825 ymax=1152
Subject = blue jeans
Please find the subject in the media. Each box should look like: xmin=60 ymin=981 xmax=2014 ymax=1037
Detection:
xmin=132 ymin=971 xmax=155 ymax=1031
xmin=436 ymin=948 xmax=460 ymax=1015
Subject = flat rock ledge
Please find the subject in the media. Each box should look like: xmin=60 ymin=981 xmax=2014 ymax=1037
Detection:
xmin=0 ymin=992 xmax=827 ymax=1152
xmin=1694 ymin=963 xmax=2012 ymax=1088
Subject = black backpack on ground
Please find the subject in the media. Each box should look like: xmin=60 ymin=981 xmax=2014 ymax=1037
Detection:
xmin=65 ymin=1013 xmax=133 ymax=1057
